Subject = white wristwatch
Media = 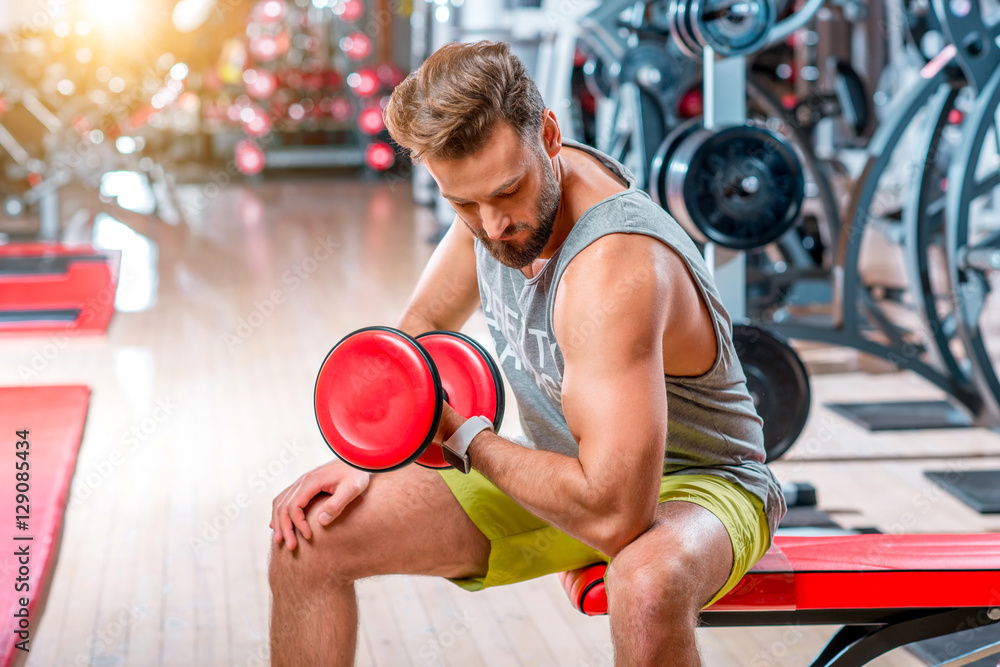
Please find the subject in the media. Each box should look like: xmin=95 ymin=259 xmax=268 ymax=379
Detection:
xmin=442 ymin=416 xmax=493 ymax=474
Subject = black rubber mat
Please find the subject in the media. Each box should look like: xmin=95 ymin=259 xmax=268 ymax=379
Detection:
xmin=924 ymin=470 xmax=1000 ymax=513
xmin=778 ymin=506 xmax=840 ymax=529
xmin=826 ymin=400 xmax=971 ymax=431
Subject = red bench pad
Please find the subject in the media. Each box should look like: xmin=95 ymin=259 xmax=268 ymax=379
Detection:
xmin=561 ymin=533 xmax=1000 ymax=616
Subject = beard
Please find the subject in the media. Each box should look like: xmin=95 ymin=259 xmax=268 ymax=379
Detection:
xmin=476 ymin=152 xmax=561 ymax=269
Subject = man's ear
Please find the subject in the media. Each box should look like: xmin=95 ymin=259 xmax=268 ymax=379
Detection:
xmin=540 ymin=109 xmax=562 ymax=159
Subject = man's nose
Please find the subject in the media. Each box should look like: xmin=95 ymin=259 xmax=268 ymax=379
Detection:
xmin=481 ymin=206 xmax=511 ymax=240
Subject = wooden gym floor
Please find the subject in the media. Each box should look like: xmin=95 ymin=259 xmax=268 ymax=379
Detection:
xmin=3 ymin=176 xmax=1000 ymax=667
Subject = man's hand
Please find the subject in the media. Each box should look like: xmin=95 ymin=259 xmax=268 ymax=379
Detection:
xmin=270 ymin=460 xmax=371 ymax=550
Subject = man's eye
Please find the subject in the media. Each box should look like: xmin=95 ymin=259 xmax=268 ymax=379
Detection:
xmin=497 ymin=187 xmax=519 ymax=199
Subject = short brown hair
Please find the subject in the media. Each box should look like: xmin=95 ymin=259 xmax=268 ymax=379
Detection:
xmin=384 ymin=41 xmax=546 ymax=163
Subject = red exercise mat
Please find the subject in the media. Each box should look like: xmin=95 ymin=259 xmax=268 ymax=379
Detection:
xmin=0 ymin=385 xmax=89 ymax=667
xmin=0 ymin=244 xmax=121 ymax=337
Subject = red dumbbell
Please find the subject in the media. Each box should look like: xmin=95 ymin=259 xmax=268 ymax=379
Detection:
xmin=314 ymin=327 xmax=504 ymax=472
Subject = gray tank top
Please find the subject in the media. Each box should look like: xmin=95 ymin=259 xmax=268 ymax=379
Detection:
xmin=473 ymin=139 xmax=785 ymax=539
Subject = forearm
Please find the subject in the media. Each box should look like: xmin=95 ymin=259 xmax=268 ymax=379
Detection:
xmin=394 ymin=311 xmax=436 ymax=338
xmin=466 ymin=430 xmax=634 ymax=555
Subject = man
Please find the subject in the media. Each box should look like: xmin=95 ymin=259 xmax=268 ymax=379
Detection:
xmin=269 ymin=41 xmax=785 ymax=666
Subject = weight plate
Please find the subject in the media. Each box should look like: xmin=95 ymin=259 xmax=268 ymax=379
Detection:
xmin=620 ymin=43 xmax=677 ymax=93
xmin=650 ymin=117 xmax=703 ymax=211
xmin=414 ymin=331 xmax=505 ymax=469
xmin=691 ymin=0 xmax=775 ymax=57
xmin=732 ymin=323 xmax=810 ymax=461
xmin=583 ymin=56 xmax=614 ymax=99
xmin=832 ymin=59 xmax=871 ymax=135
xmin=669 ymin=0 xmax=703 ymax=59
xmin=681 ymin=0 xmax=705 ymax=59
xmin=665 ymin=125 xmax=805 ymax=250
xmin=314 ymin=326 xmax=442 ymax=472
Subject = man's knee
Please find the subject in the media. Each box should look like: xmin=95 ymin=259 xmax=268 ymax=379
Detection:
xmin=268 ymin=513 xmax=358 ymax=590
xmin=605 ymin=545 xmax=702 ymax=620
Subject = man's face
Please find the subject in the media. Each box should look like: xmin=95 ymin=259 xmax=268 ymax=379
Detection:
xmin=425 ymin=122 xmax=561 ymax=269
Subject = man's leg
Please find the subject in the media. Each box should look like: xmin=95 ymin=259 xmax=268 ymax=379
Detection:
xmin=604 ymin=501 xmax=734 ymax=667
xmin=268 ymin=463 xmax=491 ymax=667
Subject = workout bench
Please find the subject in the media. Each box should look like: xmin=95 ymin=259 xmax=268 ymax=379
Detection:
xmin=0 ymin=243 xmax=121 ymax=336
xmin=560 ymin=533 xmax=1000 ymax=666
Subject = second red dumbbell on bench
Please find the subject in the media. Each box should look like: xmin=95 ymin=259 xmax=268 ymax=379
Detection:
xmin=313 ymin=326 xmax=505 ymax=472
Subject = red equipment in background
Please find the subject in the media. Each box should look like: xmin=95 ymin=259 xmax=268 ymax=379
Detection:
xmin=0 ymin=244 xmax=121 ymax=337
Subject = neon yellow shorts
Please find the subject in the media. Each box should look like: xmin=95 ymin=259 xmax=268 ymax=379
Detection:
xmin=437 ymin=468 xmax=771 ymax=608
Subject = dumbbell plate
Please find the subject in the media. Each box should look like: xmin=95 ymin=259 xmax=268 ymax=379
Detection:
xmin=415 ymin=331 xmax=505 ymax=468
xmin=671 ymin=0 xmax=703 ymax=59
xmin=314 ymin=326 xmax=442 ymax=472
xmin=619 ymin=43 xmax=677 ymax=92
xmin=691 ymin=0 xmax=775 ymax=57
xmin=583 ymin=56 xmax=614 ymax=99
xmin=650 ymin=117 xmax=703 ymax=211
xmin=732 ymin=323 xmax=810 ymax=462
xmin=665 ymin=124 xmax=805 ymax=250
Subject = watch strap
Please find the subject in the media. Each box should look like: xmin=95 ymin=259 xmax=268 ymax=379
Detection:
xmin=442 ymin=415 xmax=493 ymax=474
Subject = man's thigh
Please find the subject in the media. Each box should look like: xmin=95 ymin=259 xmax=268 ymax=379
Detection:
xmin=294 ymin=463 xmax=492 ymax=581
xmin=436 ymin=468 xmax=609 ymax=591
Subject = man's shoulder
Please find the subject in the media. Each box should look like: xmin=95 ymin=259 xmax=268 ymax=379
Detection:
xmin=553 ymin=234 xmax=673 ymax=341
xmin=552 ymin=231 xmax=703 ymax=351
xmin=559 ymin=231 xmax=689 ymax=293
